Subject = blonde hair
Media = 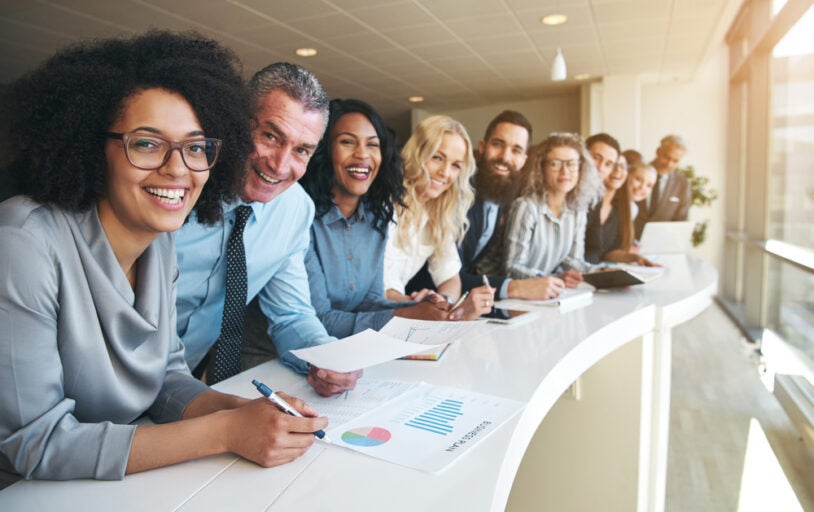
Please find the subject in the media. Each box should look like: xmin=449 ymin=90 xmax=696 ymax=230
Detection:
xmin=396 ymin=115 xmax=476 ymax=255
xmin=519 ymin=132 xmax=603 ymax=212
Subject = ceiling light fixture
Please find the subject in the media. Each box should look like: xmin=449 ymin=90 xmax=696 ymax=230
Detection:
xmin=551 ymin=48 xmax=567 ymax=81
xmin=295 ymin=48 xmax=317 ymax=57
xmin=408 ymin=96 xmax=424 ymax=103
xmin=541 ymin=13 xmax=568 ymax=26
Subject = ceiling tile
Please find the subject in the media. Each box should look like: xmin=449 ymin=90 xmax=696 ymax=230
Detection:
xmin=591 ymin=0 xmax=671 ymax=22
xmin=349 ymin=2 xmax=435 ymax=30
xmin=409 ymin=41 xmax=472 ymax=62
xmin=285 ymin=12 xmax=368 ymax=37
xmin=2 ymin=2 xmax=124 ymax=40
xmin=139 ymin=0 xmax=270 ymax=32
xmin=325 ymin=31 xmax=396 ymax=54
xmin=418 ymin=0 xmax=508 ymax=20
xmin=228 ymin=0 xmax=336 ymax=22
xmin=529 ymin=27 xmax=601 ymax=50
xmin=240 ymin=24 xmax=315 ymax=50
xmin=597 ymin=20 xmax=668 ymax=43
xmin=466 ymin=33 xmax=533 ymax=55
xmin=381 ymin=22 xmax=457 ymax=48
xmin=444 ymin=14 xmax=520 ymax=40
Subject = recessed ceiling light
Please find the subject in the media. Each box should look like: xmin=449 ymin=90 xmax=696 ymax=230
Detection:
xmin=408 ymin=96 xmax=424 ymax=103
xmin=541 ymin=13 xmax=568 ymax=26
xmin=295 ymin=48 xmax=317 ymax=57
xmin=574 ymin=73 xmax=591 ymax=80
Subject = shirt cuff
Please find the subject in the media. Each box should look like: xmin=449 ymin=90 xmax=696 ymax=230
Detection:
xmin=498 ymin=278 xmax=512 ymax=300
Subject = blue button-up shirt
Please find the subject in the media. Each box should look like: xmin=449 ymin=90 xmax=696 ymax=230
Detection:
xmin=175 ymin=184 xmax=333 ymax=374
xmin=305 ymin=202 xmax=399 ymax=338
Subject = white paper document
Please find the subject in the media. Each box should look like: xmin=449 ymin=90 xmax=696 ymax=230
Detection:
xmin=617 ymin=263 xmax=665 ymax=282
xmin=282 ymin=378 xmax=420 ymax=431
xmin=379 ymin=317 xmax=488 ymax=345
xmin=289 ymin=329 xmax=441 ymax=372
xmin=495 ymin=286 xmax=594 ymax=310
xmin=327 ymin=382 xmax=524 ymax=473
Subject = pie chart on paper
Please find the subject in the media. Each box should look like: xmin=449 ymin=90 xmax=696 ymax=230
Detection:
xmin=341 ymin=426 xmax=391 ymax=447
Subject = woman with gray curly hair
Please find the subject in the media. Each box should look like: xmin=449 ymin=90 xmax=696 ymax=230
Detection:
xmin=478 ymin=133 xmax=603 ymax=297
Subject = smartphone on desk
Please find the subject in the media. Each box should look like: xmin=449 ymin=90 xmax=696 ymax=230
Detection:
xmin=481 ymin=306 xmax=540 ymax=325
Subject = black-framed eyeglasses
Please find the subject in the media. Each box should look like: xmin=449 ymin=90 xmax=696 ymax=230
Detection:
xmin=105 ymin=131 xmax=222 ymax=172
xmin=545 ymin=158 xmax=581 ymax=173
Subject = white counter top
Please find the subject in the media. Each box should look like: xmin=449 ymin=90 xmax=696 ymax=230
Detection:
xmin=0 ymin=255 xmax=717 ymax=511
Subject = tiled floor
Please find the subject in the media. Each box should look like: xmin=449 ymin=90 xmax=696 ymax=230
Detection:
xmin=666 ymin=303 xmax=814 ymax=511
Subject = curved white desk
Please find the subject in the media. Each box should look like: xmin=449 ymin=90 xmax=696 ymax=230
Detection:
xmin=0 ymin=255 xmax=717 ymax=511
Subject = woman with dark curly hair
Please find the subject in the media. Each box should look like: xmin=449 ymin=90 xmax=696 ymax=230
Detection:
xmin=0 ymin=31 xmax=326 ymax=489
xmin=300 ymin=99 xmax=453 ymax=338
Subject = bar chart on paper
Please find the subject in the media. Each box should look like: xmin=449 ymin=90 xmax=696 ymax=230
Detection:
xmin=328 ymin=383 xmax=524 ymax=473
xmin=404 ymin=398 xmax=463 ymax=435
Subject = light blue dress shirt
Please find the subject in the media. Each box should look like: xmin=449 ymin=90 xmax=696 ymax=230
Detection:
xmin=305 ymin=202 xmax=401 ymax=338
xmin=175 ymin=184 xmax=334 ymax=374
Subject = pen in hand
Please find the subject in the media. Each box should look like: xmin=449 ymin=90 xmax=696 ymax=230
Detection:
xmin=252 ymin=379 xmax=331 ymax=443
xmin=448 ymin=291 xmax=470 ymax=312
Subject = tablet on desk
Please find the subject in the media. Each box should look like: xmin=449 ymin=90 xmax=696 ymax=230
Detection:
xmin=582 ymin=269 xmax=645 ymax=289
xmin=482 ymin=306 xmax=540 ymax=325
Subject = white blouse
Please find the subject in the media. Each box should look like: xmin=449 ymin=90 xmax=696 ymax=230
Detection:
xmin=383 ymin=212 xmax=461 ymax=294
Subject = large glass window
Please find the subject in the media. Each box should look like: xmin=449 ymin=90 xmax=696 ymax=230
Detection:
xmin=767 ymin=258 xmax=814 ymax=362
xmin=769 ymin=6 xmax=814 ymax=249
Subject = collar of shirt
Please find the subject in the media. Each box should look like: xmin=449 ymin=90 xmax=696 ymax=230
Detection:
xmin=541 ymin=198 xmax=574 ymax=224
xmin=322 ymin=201 xmax=368 ymax=226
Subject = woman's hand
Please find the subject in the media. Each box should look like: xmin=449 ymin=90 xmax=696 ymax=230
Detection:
xmin=221 ymin=396 xmax=328 ymax=467
xmin=559 ymin=269 xmax=584 ymax=288
xmin=451 ymin=285 xmax=495 ymax=320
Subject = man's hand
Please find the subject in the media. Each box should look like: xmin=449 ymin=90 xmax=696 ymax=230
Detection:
xmin=307 ymin=366 xmax=363 ymax=397
xmin=510 ymin=275 xmax=565 ymax=299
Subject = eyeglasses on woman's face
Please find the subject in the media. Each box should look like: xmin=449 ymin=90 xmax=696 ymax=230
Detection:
xmin=545 ymin=158 xmax=581 ymax=173
xmin=105 ymin=131 xmax=222 ymax=172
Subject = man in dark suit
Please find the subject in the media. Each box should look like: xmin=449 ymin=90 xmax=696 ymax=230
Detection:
xmin=634 ymin=134 xmax=691 ymax=239
xmin=408 ymin=111 xmax=565 ymax=300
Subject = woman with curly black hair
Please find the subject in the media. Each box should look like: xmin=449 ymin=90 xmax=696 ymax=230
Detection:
xmin=0 ymin=31 xmax=326 ymax=489
xmin=300 ymin=99 xmax=455 ymax=339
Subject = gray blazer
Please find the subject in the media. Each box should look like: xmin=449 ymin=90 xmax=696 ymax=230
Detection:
xmin=0 ymin=196 xmax=207 ymax=486
xmin=634 ymin=170 xmax=691 ymax=239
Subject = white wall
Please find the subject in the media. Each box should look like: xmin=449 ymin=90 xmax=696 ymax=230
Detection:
xmin=640 ymin=43 xmax=729 ymax=274
xmin=414 ymin=93 xmax=581 ymax=146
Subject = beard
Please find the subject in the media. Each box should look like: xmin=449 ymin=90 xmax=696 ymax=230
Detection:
xmin=473 ymin=155 xmax=521 ymax=206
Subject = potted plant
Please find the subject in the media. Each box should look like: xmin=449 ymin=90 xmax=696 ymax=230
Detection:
xmin=678 ymin=165 xmax=718 ymax=246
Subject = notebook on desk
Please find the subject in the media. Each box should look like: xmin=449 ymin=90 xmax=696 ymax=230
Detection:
xmin=638 ymin=221 xmax=694 ymax=254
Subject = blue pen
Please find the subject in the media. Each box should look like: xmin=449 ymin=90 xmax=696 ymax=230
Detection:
xmin=252 ymin=379 xmax=330 ymax=442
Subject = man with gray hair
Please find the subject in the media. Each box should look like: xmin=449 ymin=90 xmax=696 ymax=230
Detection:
xmin=175 ymin=62 xmax=362 ymax=396
xmin=634 ymin=134 xmax=691 ymax=238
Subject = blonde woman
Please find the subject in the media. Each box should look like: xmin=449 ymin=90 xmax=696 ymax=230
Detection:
xmin=479 ymin=133 xmax=603 ymax=297
xmin=383 ymin=115 xmax=493 ymax=319
xmin=629 ymin=161 xmax=659 ymax=239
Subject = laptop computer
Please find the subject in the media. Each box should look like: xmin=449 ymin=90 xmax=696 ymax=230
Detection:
xmin=638 ymin=221 xmax=695 ymax=254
